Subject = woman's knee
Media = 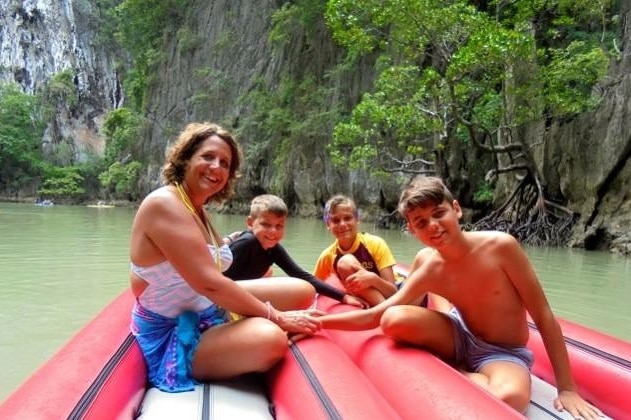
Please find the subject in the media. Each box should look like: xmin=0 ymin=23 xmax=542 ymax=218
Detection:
xmin=252 ymin=320 xmax=290 ymax=368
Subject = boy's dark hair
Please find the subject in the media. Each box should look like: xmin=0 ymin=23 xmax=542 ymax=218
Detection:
xmin=250 ymin=194 xmax=288 ymax=218
xmin=398 ymin=176 xmax=455 ymax=219
xmin=323 ymin=194 xmax=358 ymax=223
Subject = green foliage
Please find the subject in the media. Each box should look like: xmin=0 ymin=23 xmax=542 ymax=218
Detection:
xmin=542 ymin=41 xmax=609 ymax=116
xmin=0 ymin=83 xmax=46 ymax=190
xmin=177 ymin=26 xmax=202 ymax=54
xmin=96 ymin=108 xmax=144 ymax=199
xmin=39 ymin=69 xmax=79 ymax=111
xmin=115 ymin=0 xmax=188 ymax=56
xmin=102 ymin=107 xmax=143 ymax=165
xmin=270 ymin=1 xmax=326 ymax=47
xmin=473 ymin=181 xmax=495 ymax=205
xmin=98 ymin=161 xmax=142 ymax=199
xmin=240 ymin=74 xmax=340 ymax=193
xmin=46 ymin=139 xmax=77 ymax=167
xmin=325 ymin=0 xmax=616 ymax=179
xmin=114 ymin=0 xmax=189 ymax=110
xmin=38 ymin=165 xmax=85 ymax=199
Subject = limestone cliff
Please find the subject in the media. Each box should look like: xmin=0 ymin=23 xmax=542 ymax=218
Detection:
xmin=138 ymin=0 xmax=392 ymax=216
xmin=0 ymin=0 xmax=122 ymax=157
xmin=532 ymin=2 xmax=631 ymax=254
xmin=0 ymin=0 xmax=629 ymax=253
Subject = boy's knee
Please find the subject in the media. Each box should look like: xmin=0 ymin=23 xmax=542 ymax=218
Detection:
xmin=490 ymin=380 xmax=531 ymax=413
xmin=296 ymin=282 xmax=316 ymax=308
xmin=380 ymin=306 xmax=407 ymax=336
xmin=336 ymin=254 xmax=362 ymax=280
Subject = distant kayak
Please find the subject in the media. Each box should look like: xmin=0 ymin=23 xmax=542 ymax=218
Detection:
xmin=86 ymin=201 xmax=115 ymax=208
xmin=34 ymin=199 xmax=54 ymax=206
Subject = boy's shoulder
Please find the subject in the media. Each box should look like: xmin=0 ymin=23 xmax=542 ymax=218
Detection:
xmin=467 ymin=230 xmax=517 ymax=245
xmin=224 ymin=229 xmax=253 ymax=245
xmin=465 ymin=231 xmax=521 ymax=258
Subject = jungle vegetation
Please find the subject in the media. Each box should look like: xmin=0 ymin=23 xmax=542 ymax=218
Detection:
xmin=1 ymin=0 xmax=620 ymax=246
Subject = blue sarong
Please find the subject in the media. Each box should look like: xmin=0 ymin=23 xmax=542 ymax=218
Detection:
xmin=131 ymin=301 xmax=230 ymax=392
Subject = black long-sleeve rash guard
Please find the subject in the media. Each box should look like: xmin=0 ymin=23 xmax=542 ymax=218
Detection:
xmin=224 ymin=230 xmax=346 ymax=302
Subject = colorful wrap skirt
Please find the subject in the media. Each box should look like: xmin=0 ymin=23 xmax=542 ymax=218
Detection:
xmin=131 ymin=301 xmax=230 ymax=392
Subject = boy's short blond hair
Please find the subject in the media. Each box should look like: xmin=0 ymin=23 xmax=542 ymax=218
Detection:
xmin=398 ymin=176 xmax=455 ymax=219
xmin=249 ymin=194 xmax=288 ymax=218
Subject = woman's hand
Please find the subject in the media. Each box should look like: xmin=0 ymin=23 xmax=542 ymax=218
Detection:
xmin=272 ymin=308 xmax=324 ymax=335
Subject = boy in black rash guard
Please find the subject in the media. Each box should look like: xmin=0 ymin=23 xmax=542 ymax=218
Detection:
xmin=224 ymin=194 xmax=367 ymax=308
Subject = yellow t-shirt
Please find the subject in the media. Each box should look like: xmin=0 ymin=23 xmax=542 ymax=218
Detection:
xmin=313 ymin=232 xmax=396 ymax=280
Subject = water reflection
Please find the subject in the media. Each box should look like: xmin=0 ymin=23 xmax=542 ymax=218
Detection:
xmin=0 ymin=202 xmax=629 ymax=402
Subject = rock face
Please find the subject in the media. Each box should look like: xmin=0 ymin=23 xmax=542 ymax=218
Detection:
xmin=0 ymin=0 xmax=122 ymax=158
xmin=532 ymin=2 xmax=631 ymax=254
xmin=137 ymin=0 xmax=398 ymax=216
xmin=0 ymin=0 xmax=629 ymax=253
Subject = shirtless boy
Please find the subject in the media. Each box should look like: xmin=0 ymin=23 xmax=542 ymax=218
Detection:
xmin=319 ymin=176 xmax=601 ymax=418
xmin=313 ymin=194 xmax=398 ymax=307
xmin=224 ymin=194 xmax=366 ymax=308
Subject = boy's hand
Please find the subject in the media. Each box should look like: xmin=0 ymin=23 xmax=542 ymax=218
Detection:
xmin=555 ymin=390 xmax=603 ymax=419
xmin=343 ymin=294 xmax=369 ymax=308
xmin=344 ymin=269 xmax=375 ymax=293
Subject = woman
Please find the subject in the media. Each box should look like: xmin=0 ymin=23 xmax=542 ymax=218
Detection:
xmin=129 ymin=122 xmax=322 ymax=392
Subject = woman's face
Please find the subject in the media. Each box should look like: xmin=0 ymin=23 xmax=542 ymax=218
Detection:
xmin=184 ymin=135 xmax=232 ymax=198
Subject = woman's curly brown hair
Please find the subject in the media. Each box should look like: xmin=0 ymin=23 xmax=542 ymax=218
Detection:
xmin=162 ymin=122 xmax=243 ymax=204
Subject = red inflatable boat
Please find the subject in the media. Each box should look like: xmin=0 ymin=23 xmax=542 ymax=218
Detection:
xmin=1 ymin=265 xmax=630 ymax=420
xmin=317 ymin=265 xmax=631 ymax=420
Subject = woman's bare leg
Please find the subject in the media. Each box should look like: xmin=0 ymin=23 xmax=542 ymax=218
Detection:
xmin=191 ymin=317 xmax=288 ymax=380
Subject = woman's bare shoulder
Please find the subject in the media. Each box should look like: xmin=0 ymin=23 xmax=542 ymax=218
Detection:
xmin=138 ymin=187 xmax=176 ymax=211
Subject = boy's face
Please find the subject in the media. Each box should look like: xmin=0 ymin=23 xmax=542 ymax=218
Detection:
xmin=406 ymin=200 xmax=462 ymax=249
xmin=326 ymin=204 xmax=358 ymax=243
xmin=247 ymin=211 xmax=286 ymax=250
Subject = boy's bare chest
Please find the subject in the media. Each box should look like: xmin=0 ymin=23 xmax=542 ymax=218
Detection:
xmin=433 ymin=260 xmax=512 ymax=307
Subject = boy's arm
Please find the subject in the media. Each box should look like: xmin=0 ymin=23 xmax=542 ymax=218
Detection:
xmin=408 ymin=248 xmax=451 ymax=311
xmin=500 ymin=235 xmax=601 ymax=418
xmin=312 ymin=249 xmax=332 ymax=280
xmin=223 ymin=230 xmax=244 ymax=245
xmin=374 ymin=265 xmax=398 ymax=296
xmin=343 ymin=265 xmax=397 ymax=297
xmin=272 ymin=245 xmax=348 ymax=302
xmin=321 ymin=258 xmax=434 ymax=330
xmin=372 ymin=234 xmax=399 ymax=296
